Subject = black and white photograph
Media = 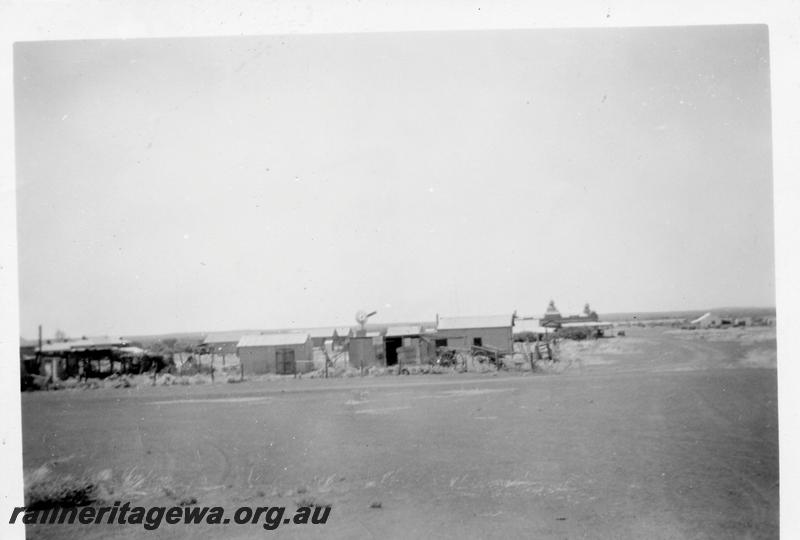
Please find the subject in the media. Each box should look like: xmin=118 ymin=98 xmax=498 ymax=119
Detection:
xmin=2 ymin=3 xmax=796 ymax=539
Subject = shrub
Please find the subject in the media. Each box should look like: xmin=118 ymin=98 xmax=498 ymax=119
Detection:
xmin=25 ymin=467 xmax=96 ymax=510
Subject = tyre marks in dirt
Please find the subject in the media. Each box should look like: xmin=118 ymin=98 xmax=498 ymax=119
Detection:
xmin=205 ymin=439 xmax=232 ymax=486
xmin=653 ymin=384 xmax=778 ymax=539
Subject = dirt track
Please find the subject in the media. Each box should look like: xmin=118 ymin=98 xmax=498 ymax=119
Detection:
xmin=21 ymin=327 xmax=778 ymax=539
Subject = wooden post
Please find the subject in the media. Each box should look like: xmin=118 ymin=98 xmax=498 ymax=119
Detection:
xmin=528 ymin=338 xmax=535 ymax=372
xmin=37 ymin=325 xmax=42 ymax=374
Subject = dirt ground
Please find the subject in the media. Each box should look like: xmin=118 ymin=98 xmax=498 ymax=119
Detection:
xmin=19 ymin=327 xmax=778 ymax=539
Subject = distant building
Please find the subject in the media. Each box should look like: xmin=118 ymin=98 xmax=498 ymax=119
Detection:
xmin=33 ymin=336 xmax=131 ymax=380
xmin=542 ymin=301 xmax=600 ymax=326
xmin=559 ymin=321 xmax=614 ymax=333
xmin=512 ymin=319 xmax=553 ymax=341
xmin=237 ymin=333 xmax=313 ymax=375
xmin=435 ymin=315 xmax=513 ymax=352
xmin=202 ymin=331 xmax=249 ymax=355
xmin=307 ymin=328 xmax=337 ymax=348
xmin=384 ymin=325 xmax=424 ymax=366
xmin=690 ymin=312 xmax=732 ymax=328
xmin=542 ymin=300 xmax=562 ymax=324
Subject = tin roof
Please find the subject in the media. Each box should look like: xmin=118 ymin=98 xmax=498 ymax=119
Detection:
xmin=437 ymin=315 xmax=512 ymax=331
xmin=203 ymin=331 xmax=250 ymax=344
xmin=37 ymin=336 xmax=129 ymax=353
xmin=237 ymin=333 xmax=310 ymax=348
xmin=39 ymin=341 xmax=78 ymax=353
xmin=385 ymin=325 xmax=422 ymax=337
xmin=90 ymin=337 xmax=130 ymax=348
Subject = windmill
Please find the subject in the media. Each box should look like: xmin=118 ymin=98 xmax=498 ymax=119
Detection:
xmin=355 ymin=310 xmax=377 ymax=335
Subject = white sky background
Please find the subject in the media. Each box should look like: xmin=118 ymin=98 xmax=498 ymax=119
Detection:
xmin=14 ymin=26 xmax=774 ymax=338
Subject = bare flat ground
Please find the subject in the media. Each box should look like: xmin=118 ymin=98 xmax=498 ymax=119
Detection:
xmin=20 ymin=327 xmax=778 ymax=539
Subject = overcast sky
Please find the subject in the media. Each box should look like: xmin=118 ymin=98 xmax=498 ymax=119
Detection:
xmin=14 ymin=25 xmax=774 ymax=338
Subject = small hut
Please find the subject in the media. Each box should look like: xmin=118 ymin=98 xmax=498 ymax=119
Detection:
xmin=237 ymin=333 xmax=314 ymax=375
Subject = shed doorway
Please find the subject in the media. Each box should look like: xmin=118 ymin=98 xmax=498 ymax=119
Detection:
xmin=384 ymin=337 xmax=402 ymax=366
xmin=276 ymin=348 xmax=296 ymax=374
